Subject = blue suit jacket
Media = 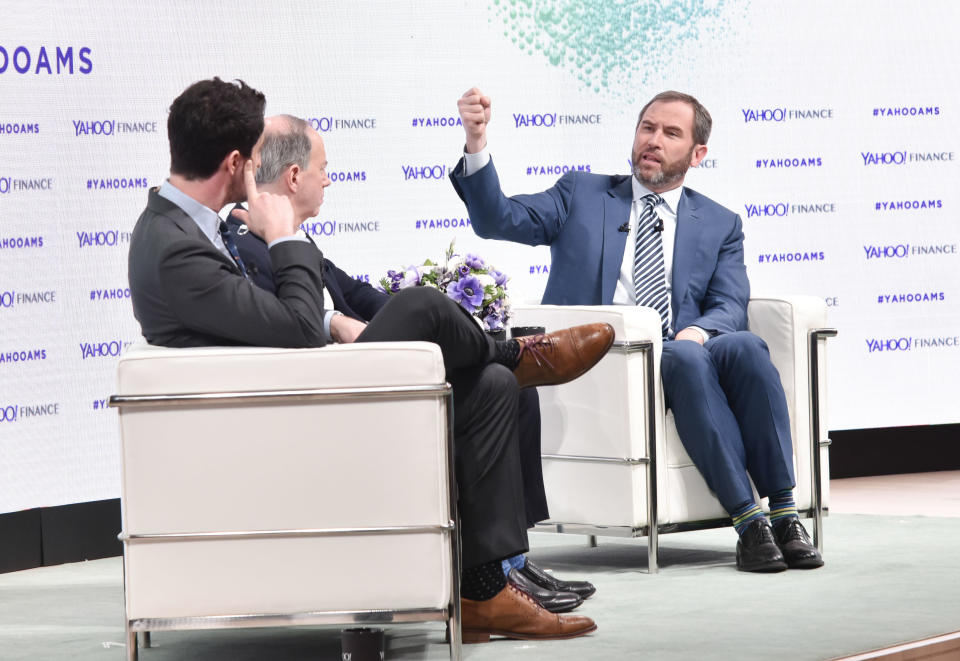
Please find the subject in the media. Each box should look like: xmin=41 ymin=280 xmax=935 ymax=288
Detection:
xmin=450 ymin=158 xmax=749 ymax=336
xmin=226 ymin=211 xmax=388 ymax=322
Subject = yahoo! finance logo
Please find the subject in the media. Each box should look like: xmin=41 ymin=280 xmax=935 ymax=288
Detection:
xmin=307 ymin=116 xmax=376 ymax=132
xmin=864 ymin=244 xmax=956 ymax=260
xmin=77 ymin=230 xmax=131 ymax=248
xmin=862 ymin=151 xmax=954 ymax=165
xmin=72 ymin=120 xmax=157 ymax=137
xmin=512 ymin=112 xmax=601 ymax=128
xmin=0 ymin=402 xmax=59 ymax=422
xmin=79 ymin=340 xmax=133 ymax=360
xmin=0 ymin=176 xmax=53 ymax=194
xmin=744 ymin=202 xmax=836 ymax=218
xmin=0 ymin=290 xmax=57 ymax=309
xmin=741 ymin=107 xmax=833 ymax=123
xmin=866 ymin=335 xmax=959 ymax=353
xmin=0 ymin=45 xmax=91 ymax=75
xmin=402 ymin=164 xmax=447 ymax=181
xmin=300 ymin=220 xmax=381 ymax=237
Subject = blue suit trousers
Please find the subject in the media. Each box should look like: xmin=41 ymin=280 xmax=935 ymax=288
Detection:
xmin=660 ymin=331 xmax=795 ymax=512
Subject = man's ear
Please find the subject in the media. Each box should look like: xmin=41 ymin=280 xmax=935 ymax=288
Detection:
xmin=224 ymin=150 xmax=243 ymax=175
xmin=689 ymin=144 xmax=708 ymax=167
xmin=284 ymin=164 xmax=302 ymax=193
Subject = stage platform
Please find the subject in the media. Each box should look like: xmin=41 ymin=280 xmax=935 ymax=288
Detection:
xmin=0 ymin=471 xmax=957 ymax=661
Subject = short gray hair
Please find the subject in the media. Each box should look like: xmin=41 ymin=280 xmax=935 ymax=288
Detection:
xmin=637 ymin=91 xmax=712 ymax=145
xmin=255 ymin=115 xmax=312 ymax=184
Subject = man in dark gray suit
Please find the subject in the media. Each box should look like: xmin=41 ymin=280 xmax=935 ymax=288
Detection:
xmin=127 ymin=78 xmax=609 ymax=642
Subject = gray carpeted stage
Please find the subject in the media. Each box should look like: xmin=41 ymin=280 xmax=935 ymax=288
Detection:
xmin=1 ymin=505 xmax=958 ymax=661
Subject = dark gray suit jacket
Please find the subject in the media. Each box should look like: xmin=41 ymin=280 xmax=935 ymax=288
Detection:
xmin=128 ymin=189 xmax=328 ymax=348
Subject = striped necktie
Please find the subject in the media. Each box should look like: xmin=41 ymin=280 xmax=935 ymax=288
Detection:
xmin=633 ymin=193 xmax=670 ymax=337
xmin=218 ymin=220 xmax=249 ymax=277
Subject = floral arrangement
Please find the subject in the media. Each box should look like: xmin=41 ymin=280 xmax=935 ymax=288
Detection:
xmin=378 ymin=240 xmax=512 ymax=331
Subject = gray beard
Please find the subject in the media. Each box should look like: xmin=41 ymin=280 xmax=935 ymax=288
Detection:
xmin=632 ymin=162 xmax=687 ymax=189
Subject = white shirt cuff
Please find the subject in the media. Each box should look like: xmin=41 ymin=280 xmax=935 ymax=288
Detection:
xmin=689 ymin=326 xmax=710 ymax=343
xmin=268 ymin=234 xmax=310 ymax=249
xmin=323 ymin=309 xmax=342 ymax=343
xmin=462 ymin=146 xmax=491 ymax=176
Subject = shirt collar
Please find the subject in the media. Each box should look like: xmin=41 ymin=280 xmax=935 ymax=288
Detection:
xmin=631 ymin=176 xmax=683 ymax=216
xmin=157 ymin=180 xmax=224 ymax=245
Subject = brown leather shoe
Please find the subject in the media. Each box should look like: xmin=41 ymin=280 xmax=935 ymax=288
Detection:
xmin=460 ymin=582 xmax=597 ymax=643
xmin=512 ymin=322 xmax=615 ymax=389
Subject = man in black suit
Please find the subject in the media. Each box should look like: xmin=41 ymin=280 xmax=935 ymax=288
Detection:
xmin=228 ymin=114 xmax=597 ymax=612
xmin=128 ymin=79 xmax=610 ymax=642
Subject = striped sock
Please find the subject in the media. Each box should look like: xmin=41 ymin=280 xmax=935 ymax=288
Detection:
xmin=731 ymin=501 xmax=766 ymax=536
xmin=768 ymin=489 xmax=798 ymax=526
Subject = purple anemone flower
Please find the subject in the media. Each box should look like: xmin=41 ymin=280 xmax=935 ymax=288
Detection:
xmin=484 ymin=312 xmax=504 ymax=330
xmin=446 ymin=275 xmax=484 ymax=312
xmin=458 ymin=264 xmax=471 ymax=278
xmin=489 ymin=268 xmax=508 ymax=287
xmin=465 ymin=253 xmax=486 ymax=270
xmin=402 ymin=265 xmax=422 ymax=288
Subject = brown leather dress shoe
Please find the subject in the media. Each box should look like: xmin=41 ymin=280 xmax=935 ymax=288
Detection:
xmin=461 ymin=583 xmax=597 ymax=643
xmin=512 ymin=323 xmax=615 ymax=389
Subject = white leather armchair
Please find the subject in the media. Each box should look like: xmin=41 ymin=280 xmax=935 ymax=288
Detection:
xmin=509 ymin=296 xmax=835 ymax=572
xmin=110 ymin=341 xmax=462 ymax=660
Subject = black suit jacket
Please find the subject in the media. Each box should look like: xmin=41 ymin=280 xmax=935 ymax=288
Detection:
xmin=226 ymin=211 xmax=388 ymax=322
xmin=128 ymin=189 xmax=328 ymax=348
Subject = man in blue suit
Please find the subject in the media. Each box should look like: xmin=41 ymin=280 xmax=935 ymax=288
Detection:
xmin=450 ymin=89 xmax=823 ymax=572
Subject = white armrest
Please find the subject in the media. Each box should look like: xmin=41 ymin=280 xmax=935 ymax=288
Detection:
xmin=117 ymin=340 xmax=446 ymax=395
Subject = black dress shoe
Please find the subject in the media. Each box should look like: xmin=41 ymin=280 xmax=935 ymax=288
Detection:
xmin=517 ymin=560 xmax=597 ymax=599
xmin=773 ymin=517 xmax=824 ymax=569
xmin=508 ymin=569 xmax=582 ymax=613
xmin=736 ymin=518 xmax=788 ymax=573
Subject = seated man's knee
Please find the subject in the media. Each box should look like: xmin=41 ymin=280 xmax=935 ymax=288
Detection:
xmin=392 ymin=285 xmax=446 ymax=313
xmin=478 ymin=363 xmax=520 ymax=402
xmin=708 ymin=331 xmax=769 ymax=361
xmin=662 ymin=338 xmax=711 ymax=378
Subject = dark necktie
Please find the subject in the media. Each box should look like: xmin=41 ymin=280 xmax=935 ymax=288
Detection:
xmin=633 ymin=193 xmax=670 ymax=337
xmin=218 ymin=220 xmax=248 ymax=277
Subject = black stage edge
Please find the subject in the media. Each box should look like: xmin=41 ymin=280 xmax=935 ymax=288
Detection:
xmin=830 ymin=423 xmax=960 ymax=478
xmin=0 ymin=498 xmax=121 ymax=574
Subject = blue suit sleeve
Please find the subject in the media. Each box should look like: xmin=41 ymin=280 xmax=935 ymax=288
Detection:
xmin=325 ymin=258 xmax=388 ymax=321
xmin=689 ymin=215 xmax=750 ymax=335
xmin=450 ymin=156 xmax=576 ymax=247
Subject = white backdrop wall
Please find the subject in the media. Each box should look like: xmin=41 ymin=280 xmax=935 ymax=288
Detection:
xmin=1 ymin=0 xmax=958 ymax=514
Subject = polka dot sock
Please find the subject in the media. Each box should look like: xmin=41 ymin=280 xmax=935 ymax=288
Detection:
xmin=461 ymin=559 xmax=508 ymax=601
